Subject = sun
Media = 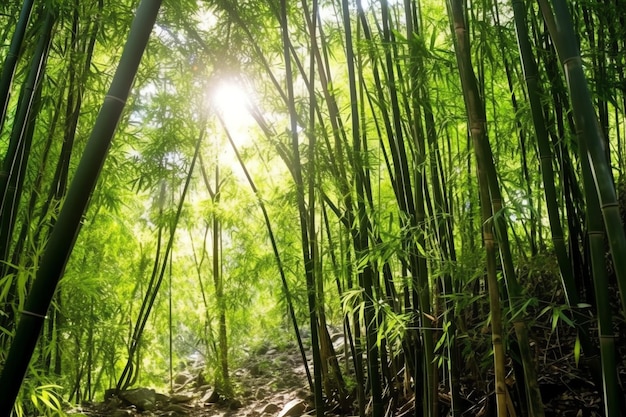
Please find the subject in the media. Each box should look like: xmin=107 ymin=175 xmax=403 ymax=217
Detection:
xmin=207 ymin=79 xmax=257 ymax=176
xmin=210 ymin=80 xmax=254 ymax=126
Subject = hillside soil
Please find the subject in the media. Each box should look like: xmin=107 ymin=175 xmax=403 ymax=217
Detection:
xmin=68 ymin=321 xmax=624 ymax=417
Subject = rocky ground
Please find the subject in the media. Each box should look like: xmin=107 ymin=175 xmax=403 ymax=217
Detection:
xmin=66 ymin=340 xmax=322 ymax=417
xmin=66 ymin=322 xmax=622 ymax=417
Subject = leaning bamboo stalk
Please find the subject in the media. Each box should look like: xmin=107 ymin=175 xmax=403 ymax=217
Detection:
xmin=0 ymin=0 xmax=35 ymax=137
xmin=217 ymin=112 xmax=314 ymax=391
xmin=0 ymin=0 xmax=162 ymax=411
xmin=0 ymin=11 xmax=55 ymax=267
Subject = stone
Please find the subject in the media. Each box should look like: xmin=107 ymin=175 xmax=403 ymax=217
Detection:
xmin=119 ymin=388 xmax=156 ymax=411
xmin=295 ymin=389 xmax=310 ymax=399
xmin=332 ymin=336 xmax=345 ymax=351
xmin=277 ymin=399 xmax=306 ymax=417
xmin=174 ymin=371 xmax=194 ymax=386
xmin=170 ymin=393 xmax=194 ymax=403
xmin=200 ymin=388 xmax=220 ymax=404
xmin=164 ymin=403 xmax=190 ymax=415
xmin=260 ymin=403 xmax=281 ymax=414
xmin=228 ymin=399 xmax=243 ymax=409
xmin=255 ymin=387 xmax=269 ymax=400
xmin=197 ymin=384 xmax=211 ymax=392
xmin=155 ymin=392 xmax=171 ymax=404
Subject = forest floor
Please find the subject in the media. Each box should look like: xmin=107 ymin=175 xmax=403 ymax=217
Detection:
xmin=69 ymin=337 xmax=318 ymax=417
xmin=69 ymin=321 xmax=621 ymax=417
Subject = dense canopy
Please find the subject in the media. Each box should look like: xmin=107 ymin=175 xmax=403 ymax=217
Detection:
xmin=0 ymin=0 xmax=625 ymax=416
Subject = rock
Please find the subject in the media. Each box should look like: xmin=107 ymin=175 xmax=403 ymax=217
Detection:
xmin=295 ymin=388 xmax=310 ymax=399
xmin=170 ymin=393 xmax=194 ymax=403
xmin=174 ymin=371 xmax=194 ymax=386
xmin=155 ymin=392 xmax=170 ymax=404
xmin=260 ymin=403 xmax=281 ymax=414
xmin=228 ymin=399 xmax=243 ymax=409
xmin=164 ymin=403 xmax=191 ymax=415
xmin=104 ymin=388 xmax=117 ymax=400
xmin=277 ymin=399 xmax=306 ymax=417
xmin=119 ymin=388 xmax=156 ymax=411
xmin=332 ymin=336 xmax=345 ymax=350
xmin=197 ymin=384 xmax=211 ymax=392
xmin=330 ymin=332 xmax=344 ymax=343
xmin=194 ymin=371 xmax=207 ymax=387
xmin=200 ymin=388 xmax=220 ymax=404
xmin=255 ymin=387 xmax=269 ymax=400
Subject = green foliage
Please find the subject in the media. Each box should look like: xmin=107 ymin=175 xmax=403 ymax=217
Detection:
xmin=13 ymin=378 xmax=65 ymax=417
xmin=1 ymin=0 xmax=625 ymax=414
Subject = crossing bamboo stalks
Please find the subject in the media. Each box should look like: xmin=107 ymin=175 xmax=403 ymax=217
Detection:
xmin=0 ymin=0 xmax=35 ymax=137
xmin=278 ymin=0 xmax=324 ymax=415
xmin=0 ymin=11 xmax=55 ymax=270
xmin=216 ymin=111 xmax=314 ymax=392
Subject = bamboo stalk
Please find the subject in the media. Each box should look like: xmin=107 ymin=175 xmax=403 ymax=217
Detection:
xmin=0 ymin=0 xmax=162 ymax=411
xmin=538 ymin=0 xmax=626 ymax=320
xmin=0 ymin=0 xmax=35 ymax=137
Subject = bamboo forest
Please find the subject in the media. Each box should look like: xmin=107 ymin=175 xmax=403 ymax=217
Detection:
xmin=2 ymin=0 xmax=626 ymax=416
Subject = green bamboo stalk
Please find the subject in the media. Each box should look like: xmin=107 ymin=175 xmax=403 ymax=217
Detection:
xmin=366 ymin=1 xmax=436 ymax=413
xmin=446 ymin=0 xmax=507 ymax=414
xmin=0 ymin=11 xmax=55 ymax=268
xmin=390 ymin=16 xmax=437 ymax=417
xmin=510 ymin=0 xmax=604 ymax=392
xmin=0 ymin=0 xmax=35 ymax=138
xmin=217 ymin=112 xmax=313 ymax=391
xmin=278 ymin=0 xmax=324 ymax=415
xmin=120 ymin=126 xmax=205 ymax=392
xmin=211 ymin=162 xmax=230 ymax=393
xmin=538 ymin=0 xmax=626 ymax=320
xmin=511 ymin=0 xmax=578 ymax=314
xmin=118 ymin=179 xmax=165 ymax=391
xmin=579 ymin=134 xmax=622 ymax=416
xmin=0 ymin=0 xmax=162 ymax=411
xmin=340 ymin=1 xmax=383 ymax=415
xmin=407 ymin=0 xmax=462 ymax=411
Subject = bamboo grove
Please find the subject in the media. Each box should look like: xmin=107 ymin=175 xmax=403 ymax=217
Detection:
xmin=0 ymin=0 xmax=625 ymax=415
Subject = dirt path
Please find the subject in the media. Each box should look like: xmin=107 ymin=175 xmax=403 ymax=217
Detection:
xmin=70 ymin=342 xmax=318 ymax=417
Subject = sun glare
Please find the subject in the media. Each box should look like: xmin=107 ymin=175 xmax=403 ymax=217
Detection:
xmin=208 ymin=80 xmax=257 ymax=179
xmin=212 ymin=82 xmax=251 ymax=121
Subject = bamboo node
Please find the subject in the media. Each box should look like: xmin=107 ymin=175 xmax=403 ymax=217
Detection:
xmin=105 ymin=95 xmax=127 ymax=104
xmin=562 ymin=56 xmax=581 ymax=67
xmin=20 ymin=310 xmax=48 ymax=319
